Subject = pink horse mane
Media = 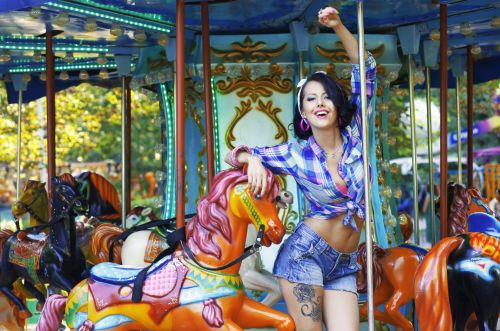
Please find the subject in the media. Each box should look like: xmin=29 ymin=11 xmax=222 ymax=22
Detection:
xmin=186 ymin=167 xmax=279 ymax=259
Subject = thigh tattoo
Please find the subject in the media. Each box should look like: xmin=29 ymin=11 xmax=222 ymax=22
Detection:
xmin=293 ymin=283 xmax=322 ymax=322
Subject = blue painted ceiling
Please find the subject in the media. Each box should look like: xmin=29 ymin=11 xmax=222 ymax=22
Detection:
xmin=0 ymin=0 xmax=498 ymax=88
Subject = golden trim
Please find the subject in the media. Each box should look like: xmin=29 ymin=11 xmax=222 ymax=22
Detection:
xmin=224 ymin=99 xmax=288 ymax=150
xmin=225 ymin=99 xmax=253 ymax=149
xmin=216 ymin=65 xmax=292 ymax=102
xmin=211 ymin=36 xmax=288 ymax=63
xmin=316 ymin=42 xmax=385 ymax=63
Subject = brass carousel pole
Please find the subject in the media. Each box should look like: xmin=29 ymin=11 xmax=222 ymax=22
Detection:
xmin=357 ymin=2 xmax=374 ymax=330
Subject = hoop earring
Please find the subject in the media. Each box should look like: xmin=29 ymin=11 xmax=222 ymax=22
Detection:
xmin=300 ymin=118 xmax=310 ymax=131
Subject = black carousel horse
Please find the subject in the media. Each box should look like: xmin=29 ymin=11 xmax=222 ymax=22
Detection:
xmin=0 ymin=173 xmax=89 ymax=318
xmin=75 ymin=171 xmax=121 ymax=224
xmin=416 ymin=184 xmax=500 ymax=331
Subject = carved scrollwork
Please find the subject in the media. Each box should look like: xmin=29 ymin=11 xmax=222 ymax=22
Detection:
xmin=316 ymin=42 xmax=385 ymax=62
xmin=216 ymin=65 xmax=292 ymax=102
xmin=211 ymin=36 xmax=287 ymax=63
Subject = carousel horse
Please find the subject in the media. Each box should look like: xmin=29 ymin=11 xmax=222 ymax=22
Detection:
xmin=11 ymin=180 xmax=49 ymax=229
xmin=75 ymin=171 xmax=122 ymax=224
xmin=357 ymin=182 xmax=497 ymax=331
xmin=415 ymin=211 xmax=499 ymax=330
xmin=92 ymin=202 xmax=291 ymax=306
xmin=0 ymin=173 xmax=89 ymax=318
xmin=37 ymin=167 xmax=295 ymax=331
xmin=357 ymin=213 xmax=426 ymax=331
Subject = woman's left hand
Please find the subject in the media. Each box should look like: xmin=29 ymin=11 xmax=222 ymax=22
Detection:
xmin=318 ymin=7 xmax=342 ymax=29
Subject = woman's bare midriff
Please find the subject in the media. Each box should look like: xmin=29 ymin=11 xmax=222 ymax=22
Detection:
xmin=304 ymin=213 xmax=363 ymax=253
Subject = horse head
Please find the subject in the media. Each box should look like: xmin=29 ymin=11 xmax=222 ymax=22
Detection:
xmin=185 ymin=168 xmax=288 ymax=264
xmin=435 ymin=182 xmax=495 ymax=236
xmin=52 ymin=174 xmax=89 ymax=218
xmin=227 ymin=170 xmax=288 ymax=247
xmin=11 ymin=180 xmax=48 ymax=225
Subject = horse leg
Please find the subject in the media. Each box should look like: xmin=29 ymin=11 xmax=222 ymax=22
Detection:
xmin=23 ymin=281 xmax=46 ymax=310
xmin=385 ymin=290 xmax=413 ymax=331
xmin=235 ymin=295 xmax=294 ymax=331
xmin=47 ymin=264 xmax=74 ymax=292
xmin=0 ymin=286 xmax=31 ymax=319
xmin=360 ymin=286 xmax=396 ymax=327
xmin=240 ymin=267 xmax=281 ymax=306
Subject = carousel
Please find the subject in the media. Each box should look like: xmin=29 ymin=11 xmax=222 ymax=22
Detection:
xmin=0 ymin=0 xmax=498 ymax=330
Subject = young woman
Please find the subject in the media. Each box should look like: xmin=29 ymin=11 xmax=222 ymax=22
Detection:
xmin=226 ymin=7 xmax=376 ymax=331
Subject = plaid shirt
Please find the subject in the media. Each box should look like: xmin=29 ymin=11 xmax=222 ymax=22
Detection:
xmin=251 ymin=53 xmax=377 ymax=230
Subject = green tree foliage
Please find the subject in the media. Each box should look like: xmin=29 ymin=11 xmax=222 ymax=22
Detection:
xmin=0 ymin=82 xmax=162 ymax=200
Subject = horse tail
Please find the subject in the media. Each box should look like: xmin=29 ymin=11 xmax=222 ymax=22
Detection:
xmin=91 ymin=223 xmax=123 ymax=263
xmin=414 ymin=236 xmax=463 ymax=331
xmin=356 ymin=242 xmax=387 ymax=293
xmin=36 ymin=294 xmax=67 ymax=331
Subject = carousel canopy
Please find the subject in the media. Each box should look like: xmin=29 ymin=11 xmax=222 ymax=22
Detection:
xmin=0 ymin=0 xmax=498 ymax=102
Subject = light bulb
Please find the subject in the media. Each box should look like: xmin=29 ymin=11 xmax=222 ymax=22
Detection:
xmin=59 ymin=71 xmax=69 ymax=80
xmin=99 ymin=69 xmax=109 ymax=79
xmin=158 ymin=34 xmax=169 ymax=46
xmin=84 ymin=17 xmax=97 ymax=32
xmin=29 ymin=6 xmax=42 ymax=19
xmin=429 ymin=29 xmax=440 ymax=41
xmin=33 ymin=50 xmax=42 ymax=62
xmin=53 ymin=12 xmax=69 ymax=27
xmin=39 ymin=72 xmax=46 ymax=81
xmin=134 ymin=30 xmax=147 ymax=43
xmin=79 ymin=70 xmax=89 ymax=80
xmin=459 ymin=22 xmax=473 ymax=36
xmin=471 ymin=44 xmax=481 ymax=55
xmin=64 ymin=51 xmax=75 ymax=63
xmin=110 ymin=23 xmax=123 ymax=37
xmin=96 ymin=53 xmax=107 ymax=65
xmin=0 ymin=51 xmax=11 ymax=63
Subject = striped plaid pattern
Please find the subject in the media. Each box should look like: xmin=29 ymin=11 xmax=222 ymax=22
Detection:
xmin=251 ymin=53 xmax=377 ymax=231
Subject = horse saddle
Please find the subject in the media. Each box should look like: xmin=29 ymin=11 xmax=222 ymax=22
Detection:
xmin=88 ymin=255 xmax=189 ymax=324
xmin=8 ymin=232 xmax=47 ymax=270
xmin=468 ymin=212 xmax=500 ymax=238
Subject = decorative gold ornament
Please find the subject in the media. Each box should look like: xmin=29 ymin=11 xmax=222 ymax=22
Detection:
xmin=390 ymin=163 xmax=399 ymax=174
xmin=316 ymin=42 xmax=385 ymax=63
xmin=216 ymin=65 xmax=292 ymax=102
xmin=393 ymin=187 xmax=402 ymax=199
xmin=211 ymin=36 xmax=287 ymax=63
xmin=376 ymin=144 xmax=382 ymax=158
xmin=378 ymin=174 xmax=385 ymax=185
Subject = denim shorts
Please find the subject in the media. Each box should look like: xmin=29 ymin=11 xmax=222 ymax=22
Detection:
xmin=273 ymin=222 xmax=359 ymax=295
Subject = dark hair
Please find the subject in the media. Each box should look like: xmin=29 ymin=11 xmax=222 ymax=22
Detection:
xmin=292 ymin=72 xmax=356 ymax=140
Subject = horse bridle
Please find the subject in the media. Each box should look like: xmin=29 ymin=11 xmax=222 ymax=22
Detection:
xmin=14 ymin=188 xmax=46 ymax=230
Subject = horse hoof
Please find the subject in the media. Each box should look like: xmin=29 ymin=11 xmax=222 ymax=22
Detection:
xmin=19 ymin=309 xmax=32 ymax=319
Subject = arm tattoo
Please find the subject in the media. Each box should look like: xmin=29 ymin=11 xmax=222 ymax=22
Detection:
xmin=293 ymin=283 xmax=321 ymax=322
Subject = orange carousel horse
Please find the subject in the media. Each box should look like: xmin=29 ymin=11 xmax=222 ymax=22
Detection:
xmin=37 ymin=168 xmax=295 ymax=331
xmin=357 ymin=183 xmax=496 ymax=331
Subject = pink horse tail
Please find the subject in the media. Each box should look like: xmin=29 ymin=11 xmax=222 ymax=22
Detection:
xmin=414 ymin=236 xmax=463 ymax=331
xmin=36 ymin=294 xmax=67 ymax=331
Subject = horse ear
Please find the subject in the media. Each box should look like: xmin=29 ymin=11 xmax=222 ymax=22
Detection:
xmin=38 ymin=182 xmax=46 ymax=189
